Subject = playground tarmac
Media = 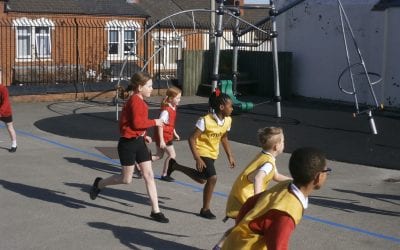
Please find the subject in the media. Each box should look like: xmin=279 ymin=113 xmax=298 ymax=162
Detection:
xmin=0 ymin=95 xmax=399 ymax=250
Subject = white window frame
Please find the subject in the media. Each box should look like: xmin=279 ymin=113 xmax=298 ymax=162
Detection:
xmin=153 ymin=33 xmax=185 ymax=70
xmin=106 ymin=20 xmax=140 ymax=61
xmin=13 ymin=18 xmax=54 ymax=62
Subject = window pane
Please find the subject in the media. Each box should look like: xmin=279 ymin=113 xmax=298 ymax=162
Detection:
xmin=109 ymin=31 xmax=118 ymax=42
xmin=124 ymin=30 xmax=136 ymax=55
xmin=168 ymin=48 xmax=178 ymax=64
xmin=17 ymin=27 xmax=31 ymax=58
xmin=109 ymin=30 xmax=119 ymax=55
xmin=35 ymin=27 xmax=50 ymax=57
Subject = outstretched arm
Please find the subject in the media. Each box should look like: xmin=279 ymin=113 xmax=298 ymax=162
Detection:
xmin=221 ymin=133 xmax=235 ymax=168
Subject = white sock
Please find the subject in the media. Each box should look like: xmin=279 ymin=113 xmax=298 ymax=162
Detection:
xmin=11 ymin=141 xmax=17 ymax=148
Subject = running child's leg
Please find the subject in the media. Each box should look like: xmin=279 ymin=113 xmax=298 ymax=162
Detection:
xmin=203 ymin=175 xmax=217 ymax=211
xmin=140 ymin=160 xmax=159 ymax=212
xmin=152 ymin=146 xmax=164 ymax=161
xmin=162 ymin=145 xmax=176 ymax=176
xmin=168 ymin=158 xmax=206 ymax=184
xmin=98 ymin=164 xmax=134 ymax=188
xmin=5 ymin=122 xmax=17 ymax=150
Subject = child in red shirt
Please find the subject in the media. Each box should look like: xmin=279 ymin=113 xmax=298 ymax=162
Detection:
xmin=0 ymin=81 xmax=17 ymax=153
xmin=152 ymin=86 xmax=182 ymax=182
xmin=89 ymin=72 xmax=169 ymax=223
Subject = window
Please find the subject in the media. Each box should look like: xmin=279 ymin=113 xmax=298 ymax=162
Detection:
xmin=106 ymin=20 xmax=140 ymax=60
xmin=13 ymin=18 xmax=54 ymax=61
xmin=153 ymin=34 xmax=184 ymax=70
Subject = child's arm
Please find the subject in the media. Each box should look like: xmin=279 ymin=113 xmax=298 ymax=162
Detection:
xmin=221 ymin=133 xmax=235 ymax=168
xmin=253 ymin=170 xmax=267 ymax=194
xmin=158 ymin=126 xmax=166 ymax=148
xmin=173 ymin=129 xmax=180 ymax=141
xmin=189 ymin=128 xmax=206 ymax=172
xmin=273 ymin=168 xmax=293 ymax=182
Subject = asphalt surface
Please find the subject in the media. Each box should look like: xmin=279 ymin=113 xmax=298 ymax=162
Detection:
xmin=0 ymin=96 xmax=399 ymax=250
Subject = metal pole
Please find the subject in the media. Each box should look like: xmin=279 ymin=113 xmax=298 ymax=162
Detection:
xmin=210 ymin=0 xmax=216 ymax=50
xmin=211 ymin=0 xmax=224 ymax=91
xmin=270 ymin=0 xmax=281 ymax=118
xmin=232 ymin=11 xmax=240 ymax=94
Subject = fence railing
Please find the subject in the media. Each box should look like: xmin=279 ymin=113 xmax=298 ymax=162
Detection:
xmin=0 ymin=17 xmax=272 ymax=95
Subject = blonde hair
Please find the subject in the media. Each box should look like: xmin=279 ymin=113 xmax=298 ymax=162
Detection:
xmin=161 ymin=86 xmax=182 ymax=107
xmin=130 ymin=72 xmax=152 ymax=92
xmin=257 ymin=127 xmax=283 ymax=150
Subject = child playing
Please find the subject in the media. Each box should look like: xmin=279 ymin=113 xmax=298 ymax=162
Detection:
xmin=213 ymin=126 xmax=291 ymax=249
xmin=89 ymin=72 xmax=169 ymax=223
xmin=166 ymin=90 xmax=235 ymax=219
xmin=152 ymin=86 xmax=182 ymax=182
xmin=221 ymin=147 xmax=330 ymax=250
xmin=0 ymin=79 xmax=17 ymax=153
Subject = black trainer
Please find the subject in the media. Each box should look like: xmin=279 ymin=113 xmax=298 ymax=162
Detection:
xmin=160 ymin=175 xmax=175 ymax=182
xmin=166 ymin=158 xmax=176 ymax=177
xmin=9 ymin=147 xmax=17 ymax=153
xmin=90 ymin=177 xmax=102 ymax=200
xmin=199 ymin=209 xmax=216 ymax=219
xmin=150 ymin=212 xmax=169 ymax=223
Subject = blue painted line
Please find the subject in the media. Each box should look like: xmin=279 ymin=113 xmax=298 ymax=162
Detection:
xmin=303 ymin=215 xmax=400 ymax=244
xmin=8 ymin=126 xmax=400 ymax=245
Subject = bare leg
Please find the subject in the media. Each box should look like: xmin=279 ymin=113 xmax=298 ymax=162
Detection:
xmin=172 ymin=161 xmax=206 ymax=184
xmin=162 ymin=145 xmax=176 ymax=176
xmin=152 ymin=146 xmax=164 ymax=161
xmin=98 ymin=165 xmax=134 ymax=189
xmin=139 ymin=160 xmax=161 ymax=213
xmin=202 ymin=175 xmax=217 ymax=210
xmin=6 ymin=122 xmax=17 ymax=144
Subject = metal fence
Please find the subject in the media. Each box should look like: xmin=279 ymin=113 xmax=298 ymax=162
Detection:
xmin=0 ymin=17 xmax=272 ymax=94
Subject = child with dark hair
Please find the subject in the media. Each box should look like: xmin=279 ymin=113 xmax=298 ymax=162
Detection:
xmin=222 ymin=147 xmax=330 ymax=250
xmin=89 ymin=72 xmax=169 ymax=223
xmin=0 ymin=80 xmax=17 ymax=153
xmin=167 ymin=90 xmax=236 ymax=219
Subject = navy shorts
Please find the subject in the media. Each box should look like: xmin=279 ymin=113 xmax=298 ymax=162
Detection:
xmin=198 ymin=157 xmax=217 ymax=179
xmin=0 ymin=115 xmax=12 ymax=123
xmin=118 ymin=136 xmax=151 ymax=166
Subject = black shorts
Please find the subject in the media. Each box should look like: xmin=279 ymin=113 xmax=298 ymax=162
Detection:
xmin=0 ymin=116 xmax=12 ymax=123
xmin=198 ymin=157 xmax=217 ymax=179
xmin=118 ymin=136 xmax=151 ymax=166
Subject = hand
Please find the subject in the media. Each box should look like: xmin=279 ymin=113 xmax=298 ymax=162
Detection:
xmin=174 ymin=134 xmax=180 ymax=141
xmin=160 ymin=141 xmax=166 ymax=149
xmin=145 ymin=136 xmax=152 ymax=144
xmin=228 ymin=155 xmax=235 ymax=169
xmin=155 ymin=118 xmax=163 ymax=127
xmin=195 ymin=158 xmax=207 ymax=172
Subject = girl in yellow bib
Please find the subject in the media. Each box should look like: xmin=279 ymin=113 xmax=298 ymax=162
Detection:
xmin=213 ymin=127 xmax=291 ymax=250
xmin=166 ymin=90 xmax=235 ymax=219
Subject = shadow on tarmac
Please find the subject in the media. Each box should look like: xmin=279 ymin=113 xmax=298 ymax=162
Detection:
xmin=88 ymin=222 xmax=201 ymax=250
xmin=310 ymin=195 xmax=400 ymax=217
xmin=33 ymin=100 xmax=400 ymax=170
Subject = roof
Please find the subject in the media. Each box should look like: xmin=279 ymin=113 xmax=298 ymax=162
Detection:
xmin=5 ymin=0 xmax=149 ymax=17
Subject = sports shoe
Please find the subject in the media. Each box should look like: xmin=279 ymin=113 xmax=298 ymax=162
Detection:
xmin=160 ymin=175 xmax=175 ymax=182
xmin=9 ymin=147 xmax=17 ymax=153
xmin=199 ymin=209 xmax=216 ymax=219
xmin=90 ymin=177 xmax=102 ymax=200
xmin=212 ymin=245 xmax=221 ymax=250
xmin=150 ymin=212 xmax=169 ymax=223
xmin=166 ymin=158 xmax=176 ymax=177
